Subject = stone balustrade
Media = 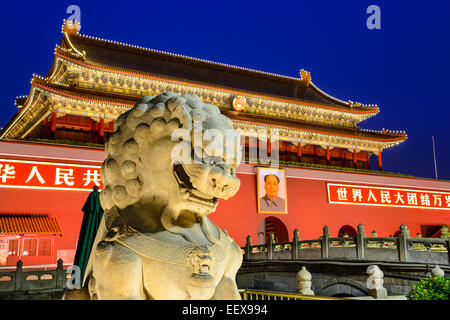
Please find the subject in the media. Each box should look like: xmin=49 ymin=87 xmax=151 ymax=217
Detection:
xmin=242 ymin=224 xmax=450 ymax=265
xmin=0 ymin=259 xmax=68 ymax=298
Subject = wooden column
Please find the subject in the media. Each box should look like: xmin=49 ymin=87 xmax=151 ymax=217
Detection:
xmin=326 ymin=146 xmax=330 ymax=165
xmin=43 ymin=117 xmax=50 ymax=139
xmin=353 ymin=149 xmax=357 ymax=168
xmin=267 ymin=138 xmax=271 ymax=157
xmin=378 ymin=151 xmax=383 ymax=171
xmin=297 ymin=143 xmax=302 ymax=162
xmin=99 ymin=118 xmax=105 ymax=144
xmin=90 ymin=118 xmax=96 ymax=143
xmin=312 ymin=145 xmax=317 ymax=164
xmin=248 ymin=136 xmax=258 ymax=164
xmin=50 ymin=112 xmax=57 ymax=139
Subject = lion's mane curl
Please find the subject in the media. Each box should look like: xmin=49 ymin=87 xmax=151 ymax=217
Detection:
xmin=99 ymin=91 xmax=234 ymax=212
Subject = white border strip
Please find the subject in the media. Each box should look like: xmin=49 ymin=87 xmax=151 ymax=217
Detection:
xmin=326 ymin=183 xmax=450 ymax=211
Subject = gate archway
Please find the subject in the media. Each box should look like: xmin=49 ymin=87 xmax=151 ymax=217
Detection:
xmin=316 ymin=280 xmax=368 ymax=297
xmin=257 ymin=216 xmax=289 ymax=244
xmin=338 ymin=225 xmax=357 ymax=237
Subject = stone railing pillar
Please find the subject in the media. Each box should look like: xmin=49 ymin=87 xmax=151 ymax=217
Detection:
xmin=321 ymin=226 xmax=330 ymax=259
xmin=356 ymin=223 xmax=366 ymax=259
xmin=292 ymin=229 xmax=300 ymax=260
xmin=398 ymin=223 xmax=410 ymax=262
xmin=447 ymin=239 xmax=450 ymax=264
xmin=441 ymin=225 xmax=450 ymax=263
xmin=56 ymin=259 xmax=66 ymax=289
xmin=267 ymin=232 xmax=274 ymax=260
xmin=297 ymin=266 xmax=314 ymax=295
xmin=14 ymin=260 xmax=24 ymax=291
xmin=366 ymin=265 xmax=388 ymax=299
xmin=440 ymin=225 xmax=449 ymax=238
xmin=430 ymin=265 xmax=445 ymax=277
xmin=245 ymin=235 xmax=252 ymax=260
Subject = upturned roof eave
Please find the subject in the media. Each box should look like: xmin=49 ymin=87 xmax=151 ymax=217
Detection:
xmin=6 ymin=79 xmax=405 ymax=145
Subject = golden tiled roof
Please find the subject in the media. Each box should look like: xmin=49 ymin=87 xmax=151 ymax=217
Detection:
xmin=60 ymin=29 xmax=378 ymax=113
xmin=0 ymin=215 xmax=62 ymax=235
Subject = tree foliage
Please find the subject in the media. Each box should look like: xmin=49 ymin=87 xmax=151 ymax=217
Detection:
xmin=406 ymin=276 xmax=450 ymax=300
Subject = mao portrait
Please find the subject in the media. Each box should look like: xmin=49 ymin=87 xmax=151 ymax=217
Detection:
xmin=257 ymin=167 xmax=288 ymax=214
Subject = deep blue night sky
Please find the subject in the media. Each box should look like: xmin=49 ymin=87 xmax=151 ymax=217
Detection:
xmin=0 ymin=0 xmax=449 ymax=180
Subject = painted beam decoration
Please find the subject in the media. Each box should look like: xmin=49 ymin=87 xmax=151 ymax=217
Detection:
xmin=327 ymin=183 xmax=450 ymax=210
xmin=0 ymin=159 xmax=102 ymax=191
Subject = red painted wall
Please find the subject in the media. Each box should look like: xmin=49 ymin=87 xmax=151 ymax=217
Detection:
xmin=0 ymin=188 xmax=88 ymax=266
xmin=210 ymin=167 xmax=450 ymax=247
xmin=1 ymin=141 xmax=449 ymax=266
xmin=1 ymin=167 xmax=449 ymax=266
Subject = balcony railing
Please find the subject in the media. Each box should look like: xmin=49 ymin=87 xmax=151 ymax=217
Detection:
xmin=243 ymin=224 xmax=449 ymax=264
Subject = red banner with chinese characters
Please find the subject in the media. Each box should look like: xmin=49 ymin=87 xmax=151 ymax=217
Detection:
xmin=327 ymin=183 xmax=450 ymax=210
xmin=0 ymin=159 xmax=102 ymax=191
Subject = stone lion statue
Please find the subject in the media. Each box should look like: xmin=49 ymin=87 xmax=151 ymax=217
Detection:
xmin=68 ymin=92 xmax=243 ymax=300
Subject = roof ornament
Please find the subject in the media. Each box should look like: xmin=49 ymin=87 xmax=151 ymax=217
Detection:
xmin=62 ymin=19 xmax=80 ymax=35
xmin=61 ymin=20 xmax=86 ymax=60
xmin=232 ymin=96 xmax=246 ymax=112
xmin=299 ymin=69 xmax=311 ymax=86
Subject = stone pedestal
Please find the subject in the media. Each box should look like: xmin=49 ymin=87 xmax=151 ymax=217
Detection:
xmin=367 ymin=265 xmax=387 ymax=299
xmin=296 ymin=266 xmax=314 ymax=295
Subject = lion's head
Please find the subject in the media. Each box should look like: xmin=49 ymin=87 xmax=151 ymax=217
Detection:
xmin=100 ymin=92 xmax=241 ymax=235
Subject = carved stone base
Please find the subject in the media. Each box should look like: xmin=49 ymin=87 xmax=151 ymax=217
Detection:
xmin=368 ymin=287 xmax=387 ymax=299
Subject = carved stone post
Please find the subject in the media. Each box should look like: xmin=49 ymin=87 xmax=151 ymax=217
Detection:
xmin=321 ymin=226 xmax=329 ymax=259
xmin=267 ymin=232 xmax=274 ymax=260
xmin=14 ymin=260 xmax=23 ymax=291
xmin=440 ymin=225 xmax=449 ymax=238
xmin=447 ymin=239 xmax=450 ymax=264
xmin=398 ymin=223 xmax=409 ymax=262
xmin=366 ymin=265 xmax=388 ymax=299
xmin=292 ymin=229 xmax=300 ymax=260
xmin=356 ymin=223 xmax=366 ymax=259
xmin=430 ymin=265 xmax=445 ymax=277
xmin=56 ymin=258 xmax=65 ymax=289
xmin=440 ymin=225 xmax=450 ymax=264
xmin=245 ymin=236 xmax=252 ymax=261
xmin=297 ymin=266 xmax=314 ymax=295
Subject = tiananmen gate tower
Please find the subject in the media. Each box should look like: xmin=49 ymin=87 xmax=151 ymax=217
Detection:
xmin=0 ymin=21 xmax=448 ymax=268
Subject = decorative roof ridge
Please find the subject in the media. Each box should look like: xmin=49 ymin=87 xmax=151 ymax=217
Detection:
xmin=67 ymin=29 xmax=377 ymax=112
xmin=61 ymin=19 xmax=312 ymax=87
xmin=74 ymin=31 xmax=305 ymax=83
xmin=359 ymin=127 xmax=407 ymax=136
xmin=309 ymin=81 xmax=379 ymax=112
xmin=0 ymin=213 xmax=50 ymax=217
xmin=299 ymin=69 xmax=378 ymax=112
xmin=14 ymin=95 xmax=28 ymax=107
xmin=59 ymin=20 xmax=86 ymax=60
xmin=54 ymin=45 xmax=84 ymax=60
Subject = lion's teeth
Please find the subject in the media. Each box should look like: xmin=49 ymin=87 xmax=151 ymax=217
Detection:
xmin=189 ymin=188 xmax=214 ymax=200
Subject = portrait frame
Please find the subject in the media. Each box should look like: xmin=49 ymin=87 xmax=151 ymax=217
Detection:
xmin=256 ymin=167 xmax=288 ymax=214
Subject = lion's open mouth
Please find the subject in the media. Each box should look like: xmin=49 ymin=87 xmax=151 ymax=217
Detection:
xmin=173 ymin=164 xmax=218 ymax=207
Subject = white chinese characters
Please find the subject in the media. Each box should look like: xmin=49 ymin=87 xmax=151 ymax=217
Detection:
xmin=0 ymin=161 xmax=102 ymax=190
xmin=0 ymin=164 xmax=16 ymax=183
xmin=330 ymin=184 xmax=450 ymax=210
